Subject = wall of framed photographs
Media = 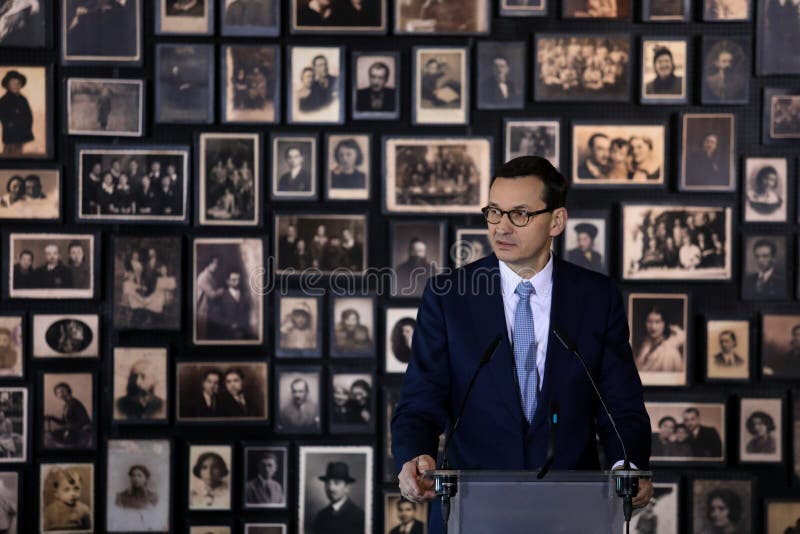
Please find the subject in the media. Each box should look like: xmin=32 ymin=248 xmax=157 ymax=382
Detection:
xmin=1 ymin=0 xmax=800 ymax=532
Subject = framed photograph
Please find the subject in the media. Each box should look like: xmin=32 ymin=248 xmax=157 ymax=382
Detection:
xmin=563 ymin=0 xmax=631 ymax=17
xmin=680 ymin=117 xmax=738 ymax=189
xmin=6 ymin=232 xmax=96 ymax=299
xmin=621 ymin=204 xmax=732 ymax=280
xmin=395 ymin=0 xmax=488 ymax=33
xmin=220 ymin=0 xmax=279 ymax=36
xmin=642 ymin=0 xmax=690 ymax=21
xmin=756 ymin=1 xmax=800 ymax=75
xmin=352 ymin=51 xmax=399 ymax=120
xmin=66 ymin=78 xmax=143 ymax=137
xmin=384 ymin=492 xmax=429 ymax=534
xmin=0 ymin=65 xmax=51 ymax=159
xmin=288 ymin=46 xmax=344 ymax=125
xmin=76 ymin=144 xmax=190 ymax=223
xmin=390 ymin=220 xmax=445 ymax=298
xmin=275 ymin=366 xmax=321 ymax=434
xmin=330 ymin=370 xmax=375 ymax=434
xmin=198 ymin=132 xmax=261 ymax=226
xmin=192 ymin=237 xmax=264 ymax=345
xmin=641 ymin=37 xmax=688 ymax=105
xmin=0 ymin=387 xmax=27 ymax=462
xmin=274 ymin=213 xmax=367 ymax=274
xmin=628 ymin=479 xmax=680 ymax=533
xmin=383 ymin=136 xmax=492 ymax=214
xmin=113 ymin=347 xmax=168 ymax=424
xmin=176 ymin=361 xmax=268 ymax=423
xmin=0 ymin=315 xmax=23 ymax=378
xmin=743 ymin=157 xmax=788 ymax=223
xmin=412 ymin=47 xmax=469 ymax=125
xmin=499 ymin=0 xmax=546 ymax=16
xmin=156 ymin=0 xmax=214 ymax=34
xmin=32 ymin=314 xmax=99 ymax=359
xmin=690 ymin=477 xmax=753 ymax=534
xmin=741 ymin=235 xmax=788 ymax=301
xmin=504 ymin=119 xmax=560 ymax=169
xmin=701 ymin=37 xmax=750 ymax=105
xmin=41 ymin=372 xmax=95 ymax=451
xmin=245 ymin=524 xmax=287 ymax=534
xmin=383 ymin=381 xmax=401 ymax=482
xmin=190 ymin=526 xmax=231 ymax=534
xmin=243 ymin=445 xmax=288 ymax=509
xmin=0 ymin=167 xmax=60 ymax=221
xmin=705 ymin=319 xmax=751 ymax=382
xmin=561 ymin=210 xmax=609 ymax=275
xmin=106 ymin=439 xmax=171 ymax=533
xmin=763 ymin=88 xmax=800 ymax=145
xmin=385 ymin=307 xmax=417 ymax=374
xmin=298 ymin=445 xmax=373 ymax=534
xmin=155 ymin=44 xmax=214 ymax=124
xmin=766 ymin=500 xmax=800 ymax=534
xmin=628 ymin=292 xmax=689 ymax=387
xmin=325 ymin=133 xmax=371 ymax=201
xmin=221 ymin=45 xmax=279 ymax=124
xmin=276 ymin=293 xmax=322 ymax=357
xmin=647 ymin=400 xmax=725 ymax=464
xmin=0 ymin=471 xmax=19 ymax=533
xmin=61 ymin=0 xmax=141 ymax=65
xmin=187 ymin=444 xmax=232 ymax=511
xmin=0 ymin=0 xmax=47 ymax=47
xmin=762 ymin=315 xmax=800 ymax=379
xmin=112 ymin=236 xmax=181 ymax=331
xmin=453 ymin=227 xmax=490 ymax=268
xmin=571 ymin=122 xmax=666 ymax=186
xmin=703 ymin=0 xmax=750 ymax=20
xmin=40 ymin=463 xmax=94 ymax=532
xmin=476 ymin=41 xmax=525 ymax=110
xmin=534 ymin=35 xmax=631 ymax=102
xmin=271 ymin=133 xmax=318 ymax=200
xmin=291 ymin=0 xmax=385 ymax=33
xmin=330 ymin=295 xmax=376 ymax=358
xmin=739 ymin=396 xmax=783 ymax=463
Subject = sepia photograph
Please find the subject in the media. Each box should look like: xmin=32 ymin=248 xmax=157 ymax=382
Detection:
xmin=563 ymin=0 xmax=630 ymax=17
xmin=198 ymin=132 xmax=260 ymax=225
xmin=642 ymin=0 xmax=690 ymax=21
xmin=383 ymin=382 xmax=401 ymax=482
xmin=701 ymin=37 xmax=750 ymax=105
xmin=628 ymin=292 xmax=689 ymax=387
xmin=739 ymin=397 xmax=783 ymax=463
xmin=571 ymin=123 xmax=666 ymax=186
xmin=190 ymin=526 xmax=230 ymax=534
xmin=705 ymin=319 xmax=750 ymax=382
xmin=499 ymin=0 xmax=546 ymax=16
xmin=325 ymin=133 xmax=370 ymax=201
xmin=113 ymin=347 xmax=168 ymax=423
xmin=113 ymin=236 xmax=181 ymax=330
xmin=390 ymin=220 xmax=445 ymax=298
xmin=691 ymin=478 xmax=752 ymax=534
xmin=187 ymin=444 xmax=232 ymax=511
xmin=741 ymin=235 xmax=788 ymax=301
xmin=396 ymin=0 xmax=488 ymax=33
xmin=275 ymin=213 xmax=367 ymax=274
xmin=0 ymin=65 xmax=51 ymax=159
xmin=383 ymin=136 xmax=492 ymax=214
xmin=762 ymin=314 xmax=800 ymax=379
xmin=534 ymin=35 xmax=630 ymax=102
xmin=66 ymin=78 xmax=143 ymax=137
xmin=413 ymin=47 xmax=469 ymax=125
xmin=292 ymin=0 xmax=385 ymax=33
xmin=641 ymin=38 xmax=688 ymax=105
xmin=330 ymin=295 xmax=376 ymax=358
xmin=62 ymin=0 xmax=140 ymax=64
xmin=156 ymin=0 xmax=214 ymax=34
xmin=276 ymin=294 xmax=322 ymax=357
xmin=0 ymin=0 xmax=46 ymax=47
xmin=77 ymin=145 xmax=189 ymax=223
xmin=221 ymin=45 xmax=279 ymax=124
xmin=298 ymin=445 xmax=373 ymax=534
xmin=41 ymin=372 xmax=94 ymax=451
xmin=384 ymin=492 xmax=428 ymax=534
xmin=271 ymin=133 xmax=317 ymax=200
xmin=329 ymin=371 xmax=375 ymax=434
xmin=275 ymin=367 xmax=321 ymax=434
xmin=106 ymin=439 xmax=171 ymax=533
xmin=385 ymin=307 xmax=417 ymax=374
xmin=155 ymin=44 xmax=214 ymax=124
xmin=0 ymin=471 xmax=18 ymax=534
xmin=757 ymin=0 xmax=800 ymax=75
xmin=476 ymin=41 xmax=525 ymax=110
xmin=193 ymin=237 xmax=264 ymax=345
xmin=32 ymin=314 xmax=98 ymax=359
xmin=621 ymin=205 xmax=732 ymax=280
xmin=766 ymin=500 xmax=800 ymax=534
xmin=453 ymin=227 xmax=490 ymax=268
xmin=562 ymin=211 xmax=608 ymax=275
xmin=243 ymin=445 xmax=288 ymax=509
xmin=288 ymin=46 xmax=344 ymax=125
xmin=0 ymin=168 xmax=59 ymax=220
xmin=245 ymin=524 xmax=286 ymax=534
xmin=39 ymin=463 xmax=93 ymax=533
xmin=0 ymin=315 xmax=23 ymax=378
xmin=703 ymin=0 xmax=750 ymax=20
xmin=7 ymin=233 xmax=95 ymax=299
xmin=352 ymin=52 xmax=399 ymax=120
xmin=647 ymin=401 xmax=726 ymax=463
xmin=0 ymin=387 xmax=26 ymax=463
xmin=504 ymin=119 xmax=560 ymax=169
xmin=221 ymin=0 xmax=279 ymax=36
xmin=176 ymin=361 xmax=268 ymax=423
xmin=680 ymin=113 xmax=736 ymax=191
xmin=743 ymin=158 xmax=787 ymax=223
xmin=628 ymin=481 xmax=680 ymax=534
xmin=764 ymin=88 xmax=800 ymax=144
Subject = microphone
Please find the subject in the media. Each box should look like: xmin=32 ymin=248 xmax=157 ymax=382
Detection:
xmin=536 ymin=402 xmax=559 ymax=479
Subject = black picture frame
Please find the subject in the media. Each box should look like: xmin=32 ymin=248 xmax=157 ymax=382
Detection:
xmin=384 ymin=306 xmax=418 ymax=375
xmin=60 ymin=0 xmax=142 ymax=66
xmin=329 ymin=293 xmax=377 ymax=358
xmin=39 ymin=370 xmax=97 ymax=452
xmin=351 ymin=51 xmax=400 ymax=121
xmin=703 ymin=317 xmax=753 ymax=383
xmin=241 ymin=442 xmax=289 ymax=510
xmin=219 ymin=44 xmax=280 ymax=125
xmin=154 ymin=43 xmax=215 ymax=125
xmin=762 ymin=87 xmax=800 ymax=145
xmin=275 ymin=292 xmax=323 ymax=358
xmin=742 ymin=156 xmax=789 ymax=224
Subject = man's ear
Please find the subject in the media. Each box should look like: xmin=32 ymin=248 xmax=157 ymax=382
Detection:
xmin=549 ymin=207 xmax=567 ymax=238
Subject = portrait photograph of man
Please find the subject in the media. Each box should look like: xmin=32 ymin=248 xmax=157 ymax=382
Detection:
xmin=396 ymin=0 xmax=488 ymax=33
xmin=62 ymin=0 xmax=140 ymax=64
xmin=691 ymin=478 xmax=752 ymax=534
xmin=383 ymin=493 xmax=427 ymax=534
xmin=0 ymin=0 xmax=46 ymax=47
xmin=199 ymin=132 xmax=259 ymax=225
xmin=743 ymin=157 xmax=787 ymax=223
xmin=761 ymin=315 xmax=800 ymax=379
xmin=413 ymin=48 xmax=468 ymax=125
xmin=572 ymin=124 xmax=665 ymax=186
xmin=41 ymin=373 xmax=94 ymax=451
xmin=222 ymin=0 xmax=279 ymax=36
xmin=563 ymin=0 xmax=631 ymax=17
xmin=67 ymin=78 xmax=143 ymax=137
xmin=476 ymin=41 xmax=525 ymax=109
xmin=0 ymin=471 xmax=18 ymax=533
xmin=32 ymin=315 xmax=98 ymax=359
xmin=766 ymin=90 xmax=800 ymax=142
xmin=705 ymin=319 xmax=750 ymax=381
xmin=274 ymin=214 xmax=367 ymax=273
xmin=299 ymin=446 xmax=372 ymax=534
xmin=155 ymin=44 xmax=213 ymax=124
xmin=7 ymin=233 xmax=94 ymax=299
xmin=384 ymin=307 xmax=417 ymax=374
xmin=275 ymin=368 xmax=321 ymax=434
xmin=0 ymin=66 xmax=49 ymax=159
xmin=701 ymin=37 xmax=749 ymax=104
xmin=504 ymin=119 xmax=559 ymax=168
xmin=157 ymin=0 xmax=213 ymax=34
xmin=326 ymin=134 xmax=370 ymax=200
xmin=329 ymin=372 xmax=374 ymax=434
xmin=628 ymin=293 xmax=688 ymax=387
xmin=330 ymin=296 xmax=375 ymax=357
xmin=176 ymin=362 xmax=268 ymax=422
xmin=647 ymin=402 xmax=725 ymax=462
xmin=289 ymin=46 xmax=344 ymax=124
xmin=757 ymin=0 xmax=800 ymax=75
xmin=739 ymin=397 xmax=782 ymax=463
xmin=271 ymin=135 xmax=317 ymax=200
xmin=0 ymin=387 xmax=26 ymax=463
xmin=741 ymin=235 xmax=788 ymax=301
xmin=0 ymin=169 xmax=60 ymax=220
xmin=629 ymin=482 xmax=680 ymax=534
xmin=221 ymin=45 xmax=278 ymax=123
xmin=243 ymin=446 xmax=287 ymax=509
xmin=703 ymin=0 xmax=750 ymax=20
xmin=39 ymin=463 xmax=94 ymax=533
xmin=276 ymin=295 xmax=321 ymax=357
xmin=680 ymin=113 xmax=735 ymax=191
xmin=563 ymin=216 xmax=607 ymax=275
xmin=353 ymin=53 xmax=398 ymax=119
xmin=113 ymin=347 xmax=168 ymax=423
xmin=390 ymin=221 xmax=444 ymax=298
xmin=293 ymin=0 xmax=385 ymax=32
xmin=0 ymin=316 xmax=22 ymax=378
xmin=641 ymin=39 xmax=687 ymax=104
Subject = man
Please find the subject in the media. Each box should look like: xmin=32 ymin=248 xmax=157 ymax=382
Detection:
xmin=0 ymin=69 xmax=33 ymax=156
xmin=682 ymin=407 xmax=722 ymax=457
xmin=704 ymin=45 xmax=746 ymax=101
xmin=12 ymin=249 xmax=34 ymax=289
xmin=216 ymin=271 xmax=251 ymax=340
xmin=311 ymin=462 xmax=365 ymax=534
xmin=645 ymin=46 xmax=682 ymax=95
xmin=35 ymin=243 xmax=72 ymax=289
xmin=394 ymin=238 xmax=436 ymax=298
xmin=310 ymin=55 xmax=338 ymax=109
xmin=155 ymin=174 xmax=179 ymax=215
xmin=742 ymin=239 xmax=786 ymax=299
xmin=577 ymin=133 xmax=610 ymax=179
xmin=96 ymin=86 xmax=112 ymax=130
xmin=278 ymin=146 xmax=311 ymax=192
xmin=392 ymin=156 xmax=652 ymax=531
xmin=185 ymin=369 xmax=222 ymax=418
xmin=278 ymin=377 xmax=319 ymax=431
xmin=566 ymin=222 xmax=604 ymax=273
xmin=389 ymin=498 xmax=424 ymax=534
xmin=245 ymin=452 xmax=284 ymax=505
xmin=115 ymin=358 xmax=165 ymax=420
xmin=763 ymin=324 xmax=800 ymax=378
xmin=334 ymin=309 xmax=373 ymax=354
xmin=688 ymin=133 xmax=728 ymax=187
xmin=355 ymin=61 xmax=395 ymax=112
xmin=44 ymin=382 xmax=92 ymax=448
xmin=479 ymin=55 xmax=519 ymax=107
xmin=67 ymin=241 xmax=90 ymax=289
xmin=217 ymin=368 xmax=255 ymax=417
xmin=711 ymin=330 xmax=745 ymax=367
xmin=297 ymin=0 xmax=333 ymax=26
xmin=133 ymin=173 xmax=156 ymax=214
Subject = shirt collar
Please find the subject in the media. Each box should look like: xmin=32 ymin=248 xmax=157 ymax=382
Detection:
xmin=331 ymin=497 xmax=347 ymax=511
xmin=498 ymin=252 xmax=554 ymax=299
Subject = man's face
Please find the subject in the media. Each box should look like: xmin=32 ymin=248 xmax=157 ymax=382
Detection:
xmin=45 ymin=245 xmax=59 ymax=265
xmin=130 ymin=362 xmax=156 ymax=394
xmin=409 ymin=241 xmax=427 ymax=260
xmin=576 ymin=232 xmax=592 ymax=252
xmin=715 ymin=51 xmax=733 ymax=71
xmin=324 ymin=478 xmax=349 ymax=502
xmin=313 ymin=58 xmax=328 ymax=77
xmin=112 ymin=161 xmax=121 ymax=172
xmin=227 ymin=272 xmax=241 ymax=289
xmin=129 ymin=469 xmax=147 ymax=489
xmin=654 ymin=55 xmax=674 ymax=78
xmin=753 ymin=245 xmax=774 ymax=273
xmin=426 ymin=61 xmax=439 ymax=75
xmin=55 ymin=386 xmax=69 ymax=401
xmin=291 ymin=381 xmax=308 ymax=405
xmin=368 ymin=65 xmax=388 ymax=92
xmin=25 ymin=179 xmax=38 ymax=197
xmin=259 ymin=457 xmax=277 ymax=478
xmin=69 ymin=246 xmax=84 ymax=265
xmin=286 ymin=148 xmax=303 ymax=170
xmin=703 ymin=135 xmax=718 ymax=154
xmin=6 ymin=79 xmax=21 ymax=94
xmin=19 ymin=253 xmax=32 ymax=270
xmin=683 ymin=411 xmax=699 ymax=431
xmin=152 ymin=162 xmax=161 ymax=173
xmin=397 ymin=502 xmax=415 ymax=523
xmin=202 ymin=373 xmax=220 ymax=396
xmin=493 ymin=58 xmax=510 ymax=81
xmin=658 ymin=419 xmax=675 ymax=440
xmin=590 ymin=137 xmax=610 ymax=166
xmin=719 ymin=333 xmax=735 ymax=353
xmin=225 ymin=373 xmax=243 ymax=396
xmin=92 ymin=163 xmax=102 ymax=175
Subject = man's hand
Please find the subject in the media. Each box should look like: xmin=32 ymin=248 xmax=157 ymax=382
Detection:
xmin=632 ymin=477 xmax=653 ymax=509
xmin=397 ymin=454 xmax=437 ymax=503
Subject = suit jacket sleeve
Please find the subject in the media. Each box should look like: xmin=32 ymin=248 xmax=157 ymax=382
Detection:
xmin=390 ymin=279 xmax=451 ymax=472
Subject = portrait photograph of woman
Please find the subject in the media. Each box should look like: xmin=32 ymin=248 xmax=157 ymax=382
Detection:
xmin=739 ymin=397 xmax=783 ymax=463
xmin=743 ymin=157 xmax=787 ymax=223
xmin=691 ymin=478 xmax=752 ymax=534
xmin=187 ymin=445 xmax=231 ymax=511
xmin=628 ymin=292 xmax=689 ymax=387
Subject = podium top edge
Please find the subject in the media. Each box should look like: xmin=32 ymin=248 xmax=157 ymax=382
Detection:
xmin=422 ymin=469 xmax=652 ymax=481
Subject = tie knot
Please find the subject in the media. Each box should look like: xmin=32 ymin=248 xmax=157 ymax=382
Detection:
xmin=515 ymin=280 xmax=534 ymax=298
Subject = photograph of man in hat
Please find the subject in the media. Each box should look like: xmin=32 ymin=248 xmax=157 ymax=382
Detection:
xmin=312 ymin=461 xmax=365 ymax=534
xmin=0 ymin=69 xmax=33 ymax=156
xmin=566 ymin=221 xmax=604 ymax=274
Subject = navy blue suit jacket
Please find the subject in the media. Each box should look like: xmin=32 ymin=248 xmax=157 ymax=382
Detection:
xmin=391 ymin=252 xmax=650 ymax=486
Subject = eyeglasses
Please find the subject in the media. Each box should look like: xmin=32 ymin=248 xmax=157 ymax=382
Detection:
xmin=481 ymin=206 xmax=552 ymax=227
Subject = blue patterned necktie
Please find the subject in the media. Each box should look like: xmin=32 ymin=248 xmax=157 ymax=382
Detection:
xmin=513 ymin=281 xmax=538 ymax=422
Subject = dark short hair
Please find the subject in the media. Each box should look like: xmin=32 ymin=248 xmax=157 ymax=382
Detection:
xmin=397 ymin=497 xmax=417 ymax=510
xmin=368 ymin=61 xmax=390 ymax=78
xmin=752 ymin=239 xmax=776 ymax=257
xmin=491 ymin=156 xmax=568 ymax=210
xmin=128 ymin=464 xmax=150 ymax=478
xmin=754 ymin=166 xmax=779 ymax=192
xmin=284 ymin=145 xmax=303 ymax=159
xmin=658 ymin=416 xmax=676 ymax=428
xmin=312 ymin=55 xmax=327 ymax=66
xmin=67 ymin=241 xmax=84 ymax=252
xmin=683 ymin=407 xmax=700 ymax=417
xmin=290 ymin=377 xmax=309 ymax=392
xmin=706 ymin=488 xmax=742 ymax=524
xmin=192 ymin=452 xmax=229 ymax=479
xmin=588 ymin=133 xmax=609 ymax=150
xmin=53 ymin=382 xmax=72 ymax=395
xmin=340 ymin=308 xmax=360 ymax=322
xmin=350 ymin=379 xmax=371 ymax=395
xmin=19 ymin=249 xmax=33 ymax=260
xmin=334 ymin=138 xmax=364 ymax=166
xmin=224 ymin=368 xmax=244 ymax=381
xmin=719 ymin=330 xmax=736 ymax=344
xmin=653 ymin=46 xmax=673 ymax=64
xmin=745 ymin=411 xmax=775 ymax=435
xmin=202 ymin=369 xmax=222 ymax=382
